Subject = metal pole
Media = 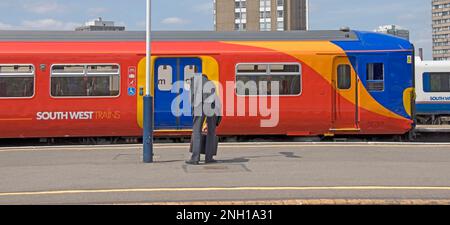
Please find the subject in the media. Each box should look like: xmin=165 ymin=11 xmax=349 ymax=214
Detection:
xmin=143 ymin=0 xmax=154 ymax=163
xmin=306 ymin=0 xmax=310 ymax=30
xmin=419 ymin=48 xmax=424 ymax=61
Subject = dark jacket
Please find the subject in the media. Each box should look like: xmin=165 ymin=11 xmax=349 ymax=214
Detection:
xmin=190 ymin=74 xmax=222 ymax=126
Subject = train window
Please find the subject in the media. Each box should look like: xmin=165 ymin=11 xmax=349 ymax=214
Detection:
xmin=50 ymin=64 xmax=120 ymax=97
xmin=337 ymin=65 xmax=351 ymax=90
xmin=423 ymin=72 xmax=450 ymax=92
xmin=366 ymin=63 xmax=384 ymax=91
xmin=52 ymin=65 xmax=84 ymax=74
xmin=87 ymin=65 xmax=119 ymax=74
xmin=157 ymin=65 xmax=173 ymax=91
xmin=236 ymin=63 xmax=301 ymax=96
xmin=270 ymin=64 xmax=300 ymax=73
xmin=0 ymin=65 xmax=34 ymax=98
xmin=237 ymin=64 xmax=268 ymax=73
xmin=184 ymin=65 xmax=198 ymax=91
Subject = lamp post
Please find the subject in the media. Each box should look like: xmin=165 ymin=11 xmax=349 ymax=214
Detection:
xmin=143 ymin=0 xmax=154 ymax=163
xmin=306 ymin=0 xmax=310 ymax=30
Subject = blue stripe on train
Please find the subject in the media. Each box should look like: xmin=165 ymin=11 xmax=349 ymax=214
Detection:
xmin=416 ymin=103 xmax=450 ymax=114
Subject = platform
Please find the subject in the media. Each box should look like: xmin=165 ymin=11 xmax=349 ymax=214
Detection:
xmin=0 ymin=142 xmax=450 ymax=204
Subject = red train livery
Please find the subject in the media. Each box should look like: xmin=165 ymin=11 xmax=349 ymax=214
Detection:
xmin=0 ymin=30 xmax=415 ymax=139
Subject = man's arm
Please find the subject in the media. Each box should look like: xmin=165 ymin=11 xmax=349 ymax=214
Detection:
xmin=190 ymin=77 xmax=195 ymax=108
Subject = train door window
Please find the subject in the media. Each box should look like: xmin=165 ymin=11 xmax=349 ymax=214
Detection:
xmin=236 ymin=63 xmax=301 ymax=96
xmin=337 ymin=64 xmax=351 ymax=90
xmin=0 ymin=65 xmax=35 ymax=98
xmin=366 ymin=63 xmax=384 ymax=91
xmin=50 ymin=64 xmax=120 ymax=97
xmin=423 ymin=72 xmax=450 ymax=92
xmin=184 ymin=65 xmax=198 ymax=91
xmin=157 ymin=65 xmax=173 ymax=91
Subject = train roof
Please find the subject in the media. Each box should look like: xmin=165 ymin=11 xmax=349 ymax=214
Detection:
xmin=0 ymin=30 xmax=413 ymax=55
xmin=416 ymin=57 xmax=450 ymax=68
xmin=0 ymin=30 xmax=358 ymax=42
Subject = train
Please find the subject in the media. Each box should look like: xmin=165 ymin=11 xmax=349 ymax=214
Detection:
xmin=0 ymin=29 xmax=421 ymax=140
xmin=415 ymin=57 xmax=450 ymax=125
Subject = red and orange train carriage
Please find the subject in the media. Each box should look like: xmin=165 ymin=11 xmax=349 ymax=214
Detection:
xmin=0 ymin=30 xmax=415 ymax=139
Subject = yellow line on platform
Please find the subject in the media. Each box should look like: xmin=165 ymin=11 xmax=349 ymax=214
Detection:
xmin=1 ymin=186 xmax=450 ymax=197
xmin=1 ymin=143 xmax=450 ymax=153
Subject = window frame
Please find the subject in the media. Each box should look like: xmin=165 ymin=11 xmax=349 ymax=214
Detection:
xmin=235 ymin=62 xmax=302 ymax=97
xmin=422 ymin=72 xmax=450 ymax=93
xmin=0 ymin=64 xmax=36 ymax=99
xmin=50 ymin=63 xmax=121 ymax=99
xmin=366 ymin=62 xmax=385 ymax=92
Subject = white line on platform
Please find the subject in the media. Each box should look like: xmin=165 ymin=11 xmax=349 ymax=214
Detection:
xmin=0 ymin=186 xmax=450 ymax=197
xmin=1 ymin=142 xmax=450 ymax=153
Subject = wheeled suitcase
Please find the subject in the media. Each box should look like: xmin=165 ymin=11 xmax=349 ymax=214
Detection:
xmin=189 ymin=134 xmax=218 ymax=156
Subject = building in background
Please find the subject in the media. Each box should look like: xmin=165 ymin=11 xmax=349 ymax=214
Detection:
xmin=375 ymin=25 xmax=410 ymax=40
xmin=75 ymin=17 xmax=125 ymax=32
xmin=432 ymin=0 xmax=450 ymax=61
xmin=214 ymin=0 xmax=308 ymax=32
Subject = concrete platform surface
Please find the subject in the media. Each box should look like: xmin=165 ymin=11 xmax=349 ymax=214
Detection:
xmin=0 ymin=142 xmax=450 ymax=204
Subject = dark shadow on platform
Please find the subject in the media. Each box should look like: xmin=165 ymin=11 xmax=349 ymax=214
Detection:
xmin=216 ymin=157 xmax=250 ymax=164
xmin=279 ymin=152 xmax=302 ymax=159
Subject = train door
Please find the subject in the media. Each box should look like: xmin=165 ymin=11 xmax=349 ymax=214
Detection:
xmin=179 ymin=58 xmax=202 ymax=128
xmin=154 ymin=57 xmax=202 ymax=130
xmin=331 ymin=56 xmax=359 ymax=131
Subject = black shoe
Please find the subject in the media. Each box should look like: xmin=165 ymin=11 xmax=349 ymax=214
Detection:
xmin=185 ymin=160 xmax=200 ymax=165
xmin=205 ymin=159 xmax=218 ymax=164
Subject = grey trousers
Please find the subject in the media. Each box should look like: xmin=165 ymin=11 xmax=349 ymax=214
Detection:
xmin=190 ymin=115 xmax=217 ymax=162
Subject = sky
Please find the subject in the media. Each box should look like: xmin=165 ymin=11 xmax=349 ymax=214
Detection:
xmin=0 ymin=0 xmax=433 ymax=59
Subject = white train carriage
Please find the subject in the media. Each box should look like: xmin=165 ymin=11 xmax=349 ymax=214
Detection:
xmin=415 ymin=57 xmax=450 ymax=125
